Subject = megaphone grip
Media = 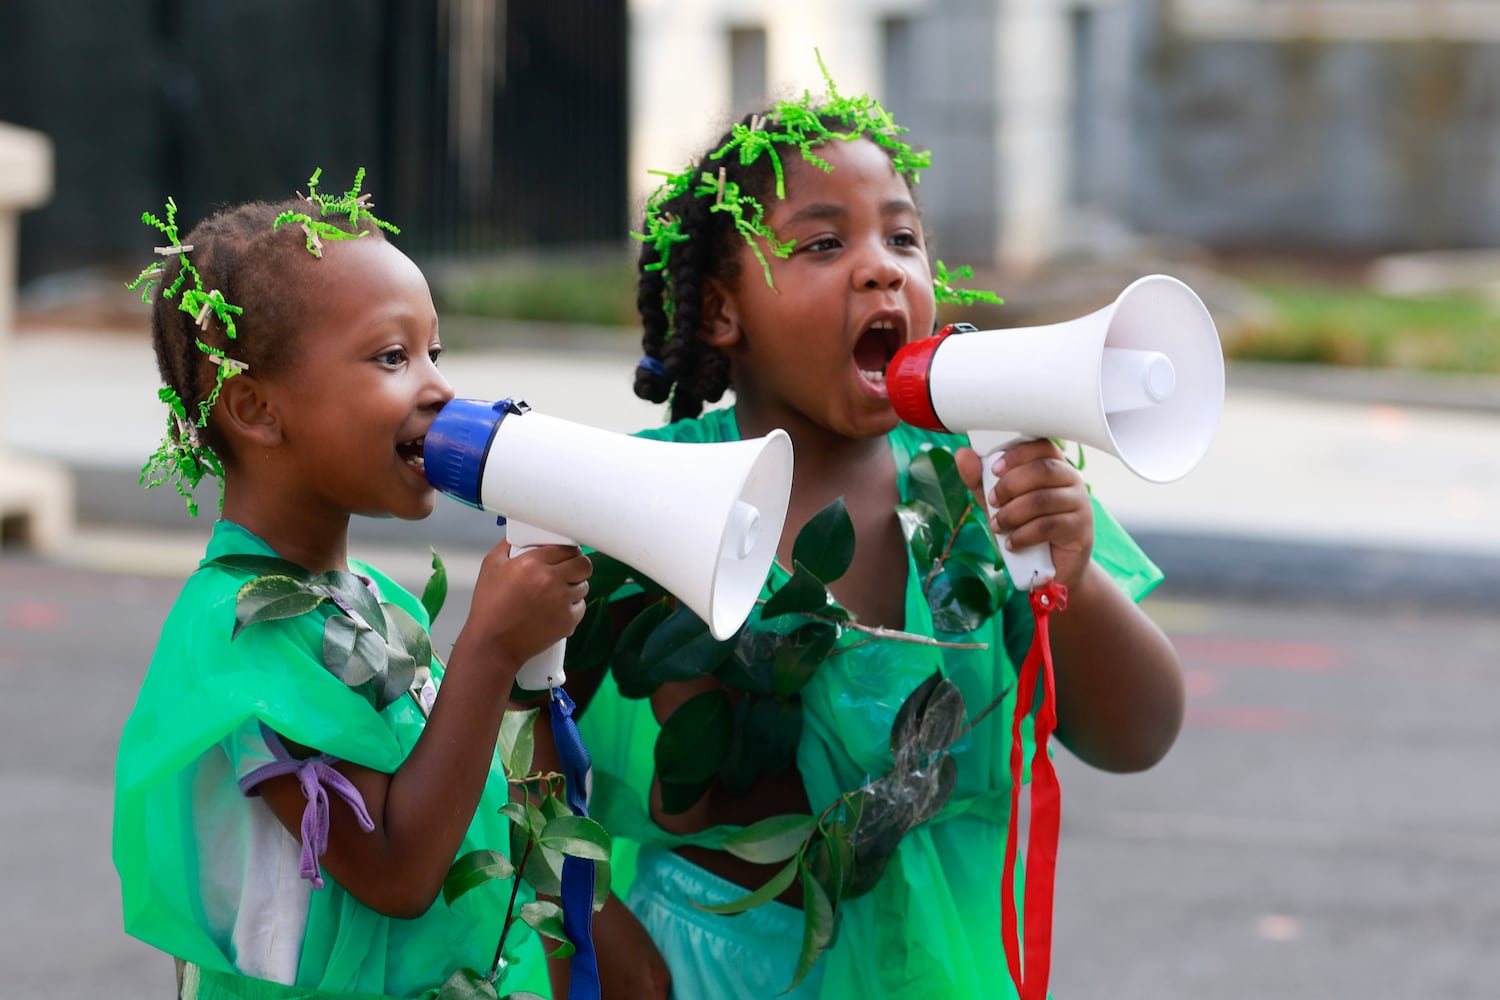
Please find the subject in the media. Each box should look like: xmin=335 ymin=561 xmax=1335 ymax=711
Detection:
xmin=507 ymin=521 xmax=578 ymax=691
xmin=977 ymin=440 xmax=1057 ymax=590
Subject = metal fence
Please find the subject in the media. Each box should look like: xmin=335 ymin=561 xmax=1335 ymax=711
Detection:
xmin=0 ymin=0 xmax=628 ymax=283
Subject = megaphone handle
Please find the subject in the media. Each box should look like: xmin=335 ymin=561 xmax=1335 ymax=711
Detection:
xmin=971 ymin=432 xmax=1058 ymax=591
xmin=504 ymin=521 xmax=577 ymax=691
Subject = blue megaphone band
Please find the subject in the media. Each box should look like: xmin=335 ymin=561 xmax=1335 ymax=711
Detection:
xmin=423 ymin=398 xmax=527 ymax=509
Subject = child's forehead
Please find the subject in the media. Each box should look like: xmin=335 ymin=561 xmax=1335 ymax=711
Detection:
xmin=773 ymin=139 xmax=914 ymax=206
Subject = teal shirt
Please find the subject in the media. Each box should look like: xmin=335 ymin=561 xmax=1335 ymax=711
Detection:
xmin=580 ymin=407 xmax=1163 ymax=1000
xmin=113 ymin=520 xmax=551 ymax=999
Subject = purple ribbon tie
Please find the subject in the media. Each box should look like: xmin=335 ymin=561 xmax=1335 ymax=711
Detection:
xmin=242 ymin=751 xmax=375 ymax=890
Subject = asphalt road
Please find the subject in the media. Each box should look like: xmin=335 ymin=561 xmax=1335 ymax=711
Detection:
xmin=3 ymin=544 xmax=1497 ymax=998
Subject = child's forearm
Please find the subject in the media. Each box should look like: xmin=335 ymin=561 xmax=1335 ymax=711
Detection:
xmin=1047 ymin=562 xmax=1185 ymax=773
xmin=260 ymin=638 xmax=520 ymax=918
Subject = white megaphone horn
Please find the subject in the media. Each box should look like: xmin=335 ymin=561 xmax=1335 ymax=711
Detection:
xmin=423 ymin=399 xmax=794 ymax=691
xmin=888 ymin=273 xmax=1224 ymax=590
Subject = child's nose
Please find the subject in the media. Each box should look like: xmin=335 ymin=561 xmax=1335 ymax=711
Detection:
xmin=854 ymin=245 xmax=907 ymax=290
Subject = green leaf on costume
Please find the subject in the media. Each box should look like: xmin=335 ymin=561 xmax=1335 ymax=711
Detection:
xmin=321 ymin=615 xmax=388 ymax=700
xmin=927 ymin=552 xmax=1006 ymax=634
xmin=205 ymin=554 xmax=313 ymax=581
xmin=770 ymin=622 xmax=841 ymax=697
xmin=720 ymin=813 xmax=817 ymax=864
xmin=511 ymin=804 xmax=565 ymax=896
xmin=443 ymin=849 xmax=517 ymax=905
xmin=537 ymin=814 xmax=612 ymax=862
xmin=654 ymin=689 xmax=734 ymax=787
xmin=318 ymin=569 xmax=388 ymax=640
xmin=640 ymin=607 xmax=737 ymax=686
xmin=790 ymin=497 xmax=855 ymax=583
xmin=497 ymin=707 xmax=539 ymax=780
xmin=232 ymin=575 xmax=326 ymax=637
xmin=434 ymin=967 xmax=498 ymax=1000
xmin=695 ymin=857 xmax=801 ymax=917
xmin=760 ymin=563 xmax=836 ymax=621
xmin=422 ymin=547 xmax=448 ymax=624
xmin=610 ymin=600 xmax=673 ymax=699
xmin=788 ymin=857 xmax=837 ymax=990
xmin=379 ymin=602 xmax=431 ymax=705
xmin=657 ymin=775 xmax=714 ymax=816
xmin=895 ymin=498 xmax=942 ymax=569
xmin=907 ymin=447 xmax=973 ymax=534
xmin=518 ymin=900 xmax=575 ymax=958
xmin=717 ymin=695 xmax=802 ymax=794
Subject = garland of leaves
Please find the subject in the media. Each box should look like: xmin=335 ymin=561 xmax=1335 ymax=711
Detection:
xmin=221 ymin=550 xmax=608 ymax=1000
xmin=565 ymin=446 xmax=1019 ymax=986
xmin=632 ymin=51 xmax=1001 ymax=327
xmin=128 ymin=168 xmax=400 ymax=516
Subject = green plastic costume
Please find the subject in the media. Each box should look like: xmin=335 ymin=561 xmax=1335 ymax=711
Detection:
xmin=113 ymin=520 xmax=551 ymax=999
xmin=579 ymin=406 xmax=1162 ymax=999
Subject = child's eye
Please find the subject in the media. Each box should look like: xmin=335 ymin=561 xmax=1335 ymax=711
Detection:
xmin=890 ymin=230 xmax=920 ymax=248
xmin=802 ymin=236 xmax=841 ymax=253
xmin=376 ymin=348 xmax=408 ymax=368
xmin=428 ymin=346 xmax=443 ymax=366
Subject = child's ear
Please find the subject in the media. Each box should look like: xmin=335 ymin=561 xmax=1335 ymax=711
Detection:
xmin=698 ymin=277 xmax=742 ymax=348
xmin=217 ymin=374 xmax=283 ymax=449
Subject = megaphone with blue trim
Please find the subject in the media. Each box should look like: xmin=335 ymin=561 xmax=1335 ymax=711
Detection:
xmin=423 ymin=399 xmax=794 ymax=690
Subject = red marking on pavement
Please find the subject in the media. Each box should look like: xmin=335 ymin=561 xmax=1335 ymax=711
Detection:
xmin=1185 ymin=704 xmax=1300 ymax=732
xmin=1171 ymin=636 xmax=1341 ymax=672
xmin=3 ymin=600 xmax=63 ymax=630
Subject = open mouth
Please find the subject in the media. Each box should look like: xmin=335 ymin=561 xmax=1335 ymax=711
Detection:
xmin=398 ymin=436 xmax=426 ymax=471
xmin=854 ymin=315 xmax=904 ymax=387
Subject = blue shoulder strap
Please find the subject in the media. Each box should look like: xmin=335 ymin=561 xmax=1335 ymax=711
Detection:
xmin=548 ymin=686 xmax=600 ymax=1000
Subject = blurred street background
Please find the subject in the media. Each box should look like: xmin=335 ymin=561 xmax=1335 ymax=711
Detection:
xmin=3 ymin=2 xmax=1500 ymax=998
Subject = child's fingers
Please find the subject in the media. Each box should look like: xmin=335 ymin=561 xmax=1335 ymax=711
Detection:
xmin=990 ymin=485 xmax=1086 ymax=538
xmin=998 ymin=504 xmax=1091 ymax=551
xmin=987 ymin=454 xmax=1082 ymax=511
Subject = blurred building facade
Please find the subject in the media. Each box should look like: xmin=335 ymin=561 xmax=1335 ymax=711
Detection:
xmin=2 ymin=0 xmax=1499 ymax=287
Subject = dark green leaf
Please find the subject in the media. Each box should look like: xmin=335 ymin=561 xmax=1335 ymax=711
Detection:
xmin=205 ymin=554 xmax=312 ymax=581
xmin=435 ymin=967 xmax=498 ymax=1000
xmin=511 ymin=819 xmax=565 ymax=897
xmin=657 ymin=775 xmax=714 ymax=816
xmin=498 ymin=801 xmax=531 ymax=831
xmin=537 ymin=815 xmax=612 ymax=862
xmin=519 ymin=900 xmax=575 ymax=958
xmin=895 ymin=498 xmax=942 ymax=569
xmin=720 ymin=813 xmax=817 ymax=864
xmin=610 ymin=600 xmax=672 ymax=699
xmin=317 ymin=570 xmax=387 ymax=640
xmin=789 ymin=498 xmax=855 ymax=583
xmin=639 ymin=607 xmax=736 ymax=686
xmin=844 ymin=788 xmax=903 ymax=898
xmin=770 ymin=622 xmax=840 ymax=698
xmin=497 ymin=707 xmax=539 ymax=779
xmin=717 ymin=630 xmax=781 ymax=696
xmin=927 ymin=555 xmax=1004 ymax=634
xmin=562 ymin=597 xmax=615 ymax=676
xmin=443 ymin=849 xmax=516 ymax=905
xmin=654 ymin=690 xmax=733 ymax=786
xmin=717 ymin=696 xmax=802 ymax=794
xmin=693 ymin=857 xmax=800 ymax=915
xmin=760 ymin=563 xmax=835 ymax=621
xmin=378 ymin=642 xmax=418 ymax=712
xmin=788 ymin=857 xmax=837 ymax=990
xmin=233 ymin=576 xmax=325 ymax=637
xmin=907 ymin=447 xmax=972 ymax=535
xmin=421 ymin=547 xmax=448 ymax=624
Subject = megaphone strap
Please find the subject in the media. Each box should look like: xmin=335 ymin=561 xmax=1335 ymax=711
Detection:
xmin=548 ymin=687 xmax=602 ymax=1000
xmin=1001 ymin=580 xmax=1068 ymax=1000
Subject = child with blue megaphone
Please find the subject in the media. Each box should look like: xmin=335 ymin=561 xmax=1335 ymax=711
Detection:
xmin=542 ymin=57 xmax=1194 ymax=1000
xmin=112 ymin=171 xmax=590 ymax=998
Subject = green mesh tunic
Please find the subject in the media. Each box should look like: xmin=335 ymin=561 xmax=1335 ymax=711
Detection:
xmin=112 ymin=520 xmax=551 ymax=999
xmin=580 ymin=407 xmax=1162 ymax=999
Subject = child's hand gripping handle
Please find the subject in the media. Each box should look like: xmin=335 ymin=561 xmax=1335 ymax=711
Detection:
xmin=969 ymin=429 xmax=1057 ymax=591
xmin=504 ymin=519 xmax=576 ymax=691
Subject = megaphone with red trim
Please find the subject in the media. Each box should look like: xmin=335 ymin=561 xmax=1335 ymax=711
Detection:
xmin=888 ymin=274 xmax=1224 ymax=588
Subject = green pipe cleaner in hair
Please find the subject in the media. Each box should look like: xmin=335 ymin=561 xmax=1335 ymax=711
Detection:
xmin=130 ymin=168 xmax=398 ymax=516
xmin=632 ymin=50 xmax=1001 ymax=330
